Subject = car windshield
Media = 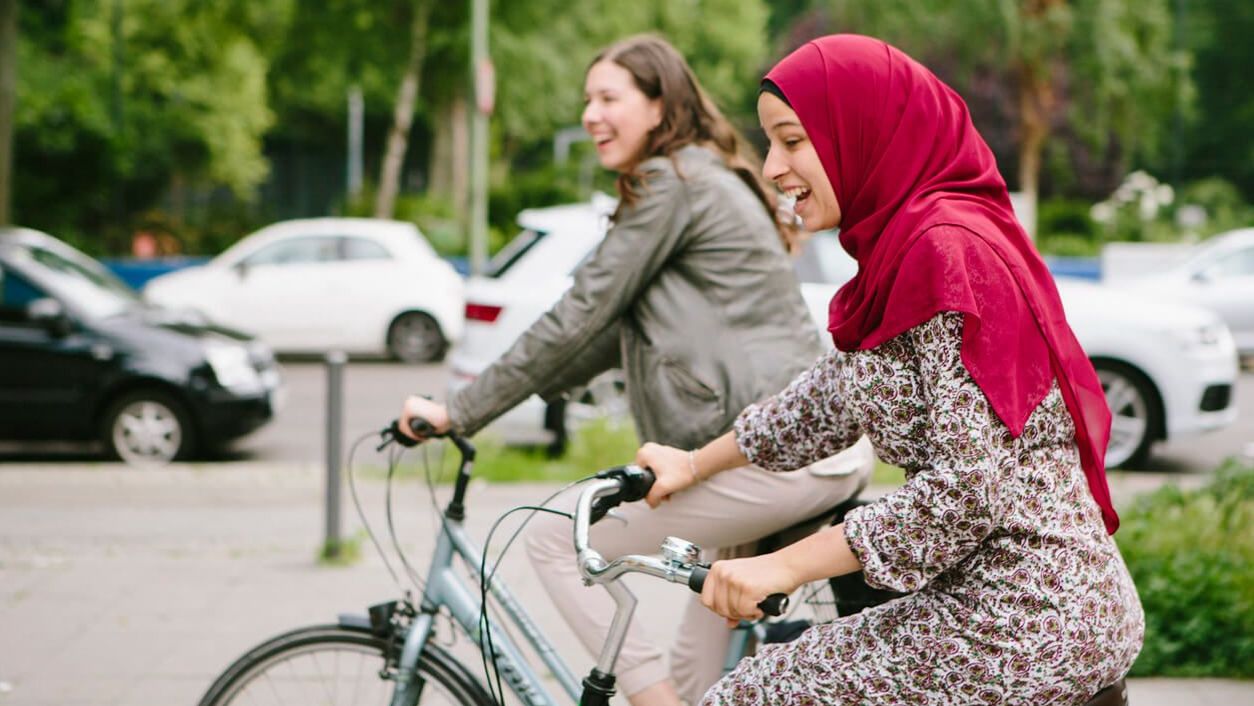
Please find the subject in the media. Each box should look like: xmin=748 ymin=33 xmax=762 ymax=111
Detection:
xmin=10 ymin=243 xmax=140 ymax=318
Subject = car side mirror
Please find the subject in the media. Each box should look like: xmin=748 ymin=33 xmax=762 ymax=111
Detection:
xmin=27 ymin=297 xmax=73 ymax=337
xmin=1190 ymin=268 xmax=1215 ymax=284
xmin=234 ymin=261 xmax=250 ymax=280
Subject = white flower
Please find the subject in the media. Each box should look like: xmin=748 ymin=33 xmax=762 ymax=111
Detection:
xmin=1091 ymin=202 xmax=1115 ymax=224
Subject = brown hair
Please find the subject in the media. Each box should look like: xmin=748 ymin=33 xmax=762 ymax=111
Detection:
xmin=590 ymin=35 xmax=785 ymax=244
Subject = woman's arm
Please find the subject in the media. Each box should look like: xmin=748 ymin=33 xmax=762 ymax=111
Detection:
xmin=636 ymin=430 xmax=747 ymax=507
xmin=698 ymin=523 xmax=862 ymax=625
xmin=444 ymin=168 xmax=692 ymax=436
xmin=734 ymin=348 xmax=862 ymax=471
xmin=842 ymin=313 xmax=1011 ymax=593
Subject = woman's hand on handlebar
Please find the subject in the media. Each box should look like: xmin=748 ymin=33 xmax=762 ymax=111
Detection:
xmin=701 ymin=554 xmax=800 ymax=627
xmin=400 ymin=395 xmax=452 ymax=441
xmin=635 ymin=442 xmax=697 ymax=508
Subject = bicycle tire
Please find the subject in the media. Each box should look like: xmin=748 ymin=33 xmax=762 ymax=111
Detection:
xmin=198 ymin=624 xmax=494 ymax=706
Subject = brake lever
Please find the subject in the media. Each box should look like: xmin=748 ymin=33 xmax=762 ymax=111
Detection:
xmin=377 ymin=420 xmax=419 ymax=452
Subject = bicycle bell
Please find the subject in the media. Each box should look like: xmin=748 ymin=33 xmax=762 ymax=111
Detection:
xmin=661 ymin=536 xmax=702 ymax=566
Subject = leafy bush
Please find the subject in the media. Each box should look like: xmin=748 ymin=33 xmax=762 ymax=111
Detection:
xmin=1116 ymin=460 xmax=1254 ymax=677
xmin=1176 ymin=178 xmax=1254 ymax=237
xmin=1036 ymin=199 xmax=1099 ymax=256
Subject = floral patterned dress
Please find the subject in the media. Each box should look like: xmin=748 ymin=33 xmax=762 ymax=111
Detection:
xmin=705 ymin=312 xmax=1144 ymax=706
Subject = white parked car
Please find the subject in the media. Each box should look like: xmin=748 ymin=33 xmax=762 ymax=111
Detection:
xmin=145 ymin=218 xmax=464 ymax=362
xmin=797 ymin=233 xmax=1238 ymax=468
xmin=1109 ymin=228 xmax=1254 ymax=356
xmin=447 ymin=195 xmax=617 ymax=451
xmin=450 ymin=201 xmax=1238 ymax=468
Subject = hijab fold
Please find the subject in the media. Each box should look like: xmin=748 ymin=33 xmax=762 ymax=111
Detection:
xmin=767 ymin=35 xmax=1118 ymax=533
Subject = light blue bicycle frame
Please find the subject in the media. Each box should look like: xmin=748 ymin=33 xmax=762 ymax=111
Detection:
xmin=384 ymin=479 xmax=758 ymax=706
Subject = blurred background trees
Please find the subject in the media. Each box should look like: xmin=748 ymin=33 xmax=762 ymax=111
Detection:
xmin=1 ymin=0 xmax=1250 ymax=256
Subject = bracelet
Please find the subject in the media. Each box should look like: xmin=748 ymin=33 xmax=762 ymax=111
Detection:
xmin=687 ymin=449 xmax=702 ymax=485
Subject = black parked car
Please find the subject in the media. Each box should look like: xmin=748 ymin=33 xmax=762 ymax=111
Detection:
xmin=0 ymin=228 xmax=282 ymax=464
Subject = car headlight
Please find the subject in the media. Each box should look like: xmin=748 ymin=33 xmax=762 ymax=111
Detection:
xmin=205 ymin=343 xmax=264 ymax=395
xmin=1166 ymin=322 xmax=1234 ymax=353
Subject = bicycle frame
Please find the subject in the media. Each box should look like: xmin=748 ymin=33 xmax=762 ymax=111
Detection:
xmin=390 ymin=513 xmax=578 ymax=706
xmin=382 ymin=435 xmax=758 ymax=706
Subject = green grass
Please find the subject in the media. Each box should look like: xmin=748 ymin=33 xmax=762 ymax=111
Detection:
xmin=360 ymin=416 xmax=640 ymax=485
xmin=318 ymin=530 xmax=366 ymax=566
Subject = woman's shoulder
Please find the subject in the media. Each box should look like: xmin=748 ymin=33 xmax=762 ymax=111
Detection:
xmin=638 ymin=144 xmax=723 ymax=179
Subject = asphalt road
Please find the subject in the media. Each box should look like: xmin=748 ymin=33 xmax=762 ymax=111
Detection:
xmin=2 ymin=359 xmax=1251 ymax=473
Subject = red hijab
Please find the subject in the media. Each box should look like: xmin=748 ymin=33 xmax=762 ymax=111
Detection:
xmin=767 ymin=35 xmax=1118 ymax=533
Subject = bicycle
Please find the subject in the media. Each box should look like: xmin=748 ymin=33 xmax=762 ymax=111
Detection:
xmin=196 ymin=419 xmax=855 ymax=706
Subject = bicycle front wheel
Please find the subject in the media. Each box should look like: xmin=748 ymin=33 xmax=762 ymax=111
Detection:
xmin=198 ymin=624 xmax=491 ymax=706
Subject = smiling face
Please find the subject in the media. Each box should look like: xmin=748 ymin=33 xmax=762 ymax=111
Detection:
xmin=758 ymin=91 xmax=841 ymax=232
xmin=582 ymin=60 xmax=664 ymax=173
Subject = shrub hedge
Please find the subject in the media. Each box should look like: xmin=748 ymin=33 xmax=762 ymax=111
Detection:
xmin=1116 ymin=460 xmax=1254 ymax=677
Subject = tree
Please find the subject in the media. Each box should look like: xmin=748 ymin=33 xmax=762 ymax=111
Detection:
xmin=13 ymin=0 xmax=286 ymax=244
xmin=778 ymin=0 xmax=1189 ymax=234
xmin=0 ymin=0 xmax=16 ymax=225
xmin=1177 ymin=0 xmax=1254 ymax=199
xmin=374 ymin=0 xmax=434 ymax=218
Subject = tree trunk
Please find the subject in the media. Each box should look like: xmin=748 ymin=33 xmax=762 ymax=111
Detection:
xmin=0 ymin=0 xmax=18 ymax=225
xmin=1013 ymin=0 xmax=1067 ymax=240
xmin=1016 ymin=61 xmax=1054 ymax=240
xmin=426 ymin=94 xmax=470 ymax=226
xmin=373 ymin=0 xmax=433 ymax=219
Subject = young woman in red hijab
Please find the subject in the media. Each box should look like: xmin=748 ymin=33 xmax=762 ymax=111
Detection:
xmin=637 ymin=35 xmax=1144 ymax=705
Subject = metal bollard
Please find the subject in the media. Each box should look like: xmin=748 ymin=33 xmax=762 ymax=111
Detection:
xmin=324 ymin=350 xmax=348 ymax=559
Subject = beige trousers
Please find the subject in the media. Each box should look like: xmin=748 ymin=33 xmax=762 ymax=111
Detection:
xmin=523 ymin=437 xmax=874 ymax=705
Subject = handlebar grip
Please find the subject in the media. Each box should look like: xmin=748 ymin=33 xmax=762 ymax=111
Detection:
xmin=686 ymin=565 xmax=789 ymax=617
xmin=408 ymin=417 xmax=437 ymax=437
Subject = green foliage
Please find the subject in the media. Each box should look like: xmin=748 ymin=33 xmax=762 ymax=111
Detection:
xmin=1116 ymin=461 xmax=1254 ymax=677
xmin=13 ymin=0 xmax=284 ymax=246
xmin=488 ymin=163 xmax=584 ymax=239
xmin=790 ymin=1 xmax=1188 ymax=194
xmin=1177 ymin=178 xmax=1254 ymax=236
xmin=1089 ymin=171 xmax=1254 ymax=245
xmin=1037 ymin=198 xmax=1101 ymax=256
xmin=1178 ymin=0 xmax=1254 ymax=200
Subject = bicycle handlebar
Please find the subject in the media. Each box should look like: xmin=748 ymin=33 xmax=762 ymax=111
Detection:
xmin=573 ymin=468 xmax=788 ymax=618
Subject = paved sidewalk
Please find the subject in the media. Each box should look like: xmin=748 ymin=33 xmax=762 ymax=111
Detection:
xmin=0 ymin=463 xmax=1249 ymax=705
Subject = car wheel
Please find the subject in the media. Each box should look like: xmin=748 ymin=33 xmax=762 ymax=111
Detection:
xmin=102 ymin=390 xmax=196 ymax=466
xmin=387 ymin=312 xmax=447 ymax=363
xmin=1093 ymin=361 xmax=1161 ymax=469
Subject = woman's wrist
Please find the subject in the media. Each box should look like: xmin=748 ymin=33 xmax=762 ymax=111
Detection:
xmin=687 ymin=449 xmax=703 ymax=485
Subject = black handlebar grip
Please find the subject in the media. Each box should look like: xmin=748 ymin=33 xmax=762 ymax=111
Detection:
xmin=759 ymin=593 xmax=790 ymax=616
xmin=408 ymin=417 xmax=437 ymax=437
xmin=686 ymin=566 xmax=789 ymax=617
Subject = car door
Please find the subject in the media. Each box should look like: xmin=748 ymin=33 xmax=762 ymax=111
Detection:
xmin=216 ymin=235 xmax=345 ymax=351
xmin=0 ymin=264 xmax=111 ymax=439
xmin=1186 ymin=244 xmax=1254 ymax=352
xmin=332 ymin=235 xmax=397 ymax=350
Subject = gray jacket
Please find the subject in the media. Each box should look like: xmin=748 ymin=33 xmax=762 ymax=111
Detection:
xmin=448 ymin=144 xmax=823 ymax=449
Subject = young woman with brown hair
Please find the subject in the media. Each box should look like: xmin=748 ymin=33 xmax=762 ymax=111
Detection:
xmin=399 ymin=35 xmax=872 ymax=706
